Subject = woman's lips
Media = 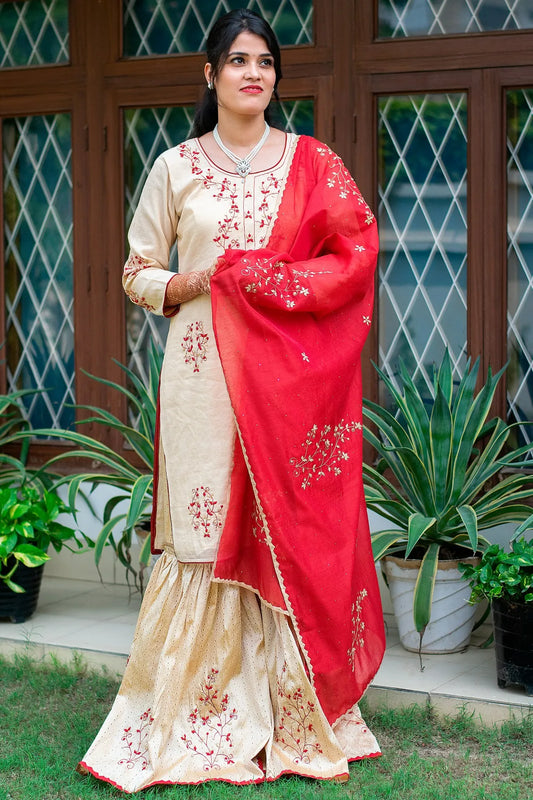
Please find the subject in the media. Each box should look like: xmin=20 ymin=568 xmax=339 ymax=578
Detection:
xmin=241 ymin=86 xmax=263 ymax=94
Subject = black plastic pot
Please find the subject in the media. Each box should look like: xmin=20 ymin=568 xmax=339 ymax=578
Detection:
xmin=0 ymin=563 xmax=45 ymax=624
xmin=492 ymin=597 xmax=533 ymax=695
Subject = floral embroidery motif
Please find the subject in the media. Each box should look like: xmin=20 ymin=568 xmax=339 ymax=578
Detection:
xmin=291 ymin=420 xmax=362 ymax=489
xmin=241 ymin=256 xmax=332 ymax=309
xmin=178 ymin=143 xmax=203 ymax=176
xmin=316 ymin=144 xmax=376 ymax=223
xmin=251 ymin=501 xmax=267 ymax=545
xmin=181 ymin=668 xmax=237 ymax=771
xmin=118 ymin=709 xmax=154 ymax=771
xmin=363 ymin=315 xmax=371 ymax=326
xmin=348 ymin=589 xmax=368 ymax=670
xmin=274 ymin=662 xmax=323 ymax=764
xmin=188 ymin=486 xmax=224 ymax=538
xmin=256 ymin=174 xmax=281 ymax=245
xmin=124 ymin=253 xmax=152 ymax=277
xmin=181 ymin=321 xmax=209 ymax=372
xmin=126 ymin=289 xmax=156 ymax=313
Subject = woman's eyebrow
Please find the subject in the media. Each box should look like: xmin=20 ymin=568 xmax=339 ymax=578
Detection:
xmin=227 ymin=50 xmax=273 ymax=58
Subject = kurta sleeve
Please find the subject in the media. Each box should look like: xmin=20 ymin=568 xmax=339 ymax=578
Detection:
xmin=123 ymin=154 xmax=178 ymax=316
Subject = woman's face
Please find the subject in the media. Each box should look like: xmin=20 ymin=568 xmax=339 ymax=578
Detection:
xmin=205 ymin=31 xmax=276 ymax=119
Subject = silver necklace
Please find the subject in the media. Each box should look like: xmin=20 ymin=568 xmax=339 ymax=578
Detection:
xmin=213 ymin=122 xmax=270 ymax=179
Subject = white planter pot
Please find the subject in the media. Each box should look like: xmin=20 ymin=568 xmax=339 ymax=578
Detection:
xmin=382 ymin=555 xmax=480 ymax=654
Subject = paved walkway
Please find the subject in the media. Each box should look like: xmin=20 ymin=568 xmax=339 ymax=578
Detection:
xmin=1 ymin=575 xmax=532 ymax=725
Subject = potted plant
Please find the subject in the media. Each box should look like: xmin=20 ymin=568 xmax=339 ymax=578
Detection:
xmin=363 ymin=351 xmax=533 ymax=655
xmin=0 ymin=482 xmax=85 ymax=622
xmin=459 ymin=519 xmax=533 ymax=694
xmin=24 ymin=343 xmax=162 ymax=593
xmin=0 ymin=388 xmax=90 ymax=621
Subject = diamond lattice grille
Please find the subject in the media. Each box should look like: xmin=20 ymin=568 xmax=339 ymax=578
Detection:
xmin=3 ymin=114 xmax=74 ymax=429
xmin=507 ymin=89 xmax=533 ymax=454
xmin=0 ymin=0 xmax=68 ymax=68
xmin=124 ymin=99 xmax=313 ymax=387
xmin=379 ymin=0 xmax=533 ymax=38
xmin=377 ymin=94 xmax=468 ymax=405
xmin=123 ymin=0 xmax=313 ymax=56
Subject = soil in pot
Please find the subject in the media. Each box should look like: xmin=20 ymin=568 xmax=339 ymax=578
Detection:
xmin=492 ymin=597 xmax=533 ymax=695
xmin=0 ymin=563 xmax=45 ymax=624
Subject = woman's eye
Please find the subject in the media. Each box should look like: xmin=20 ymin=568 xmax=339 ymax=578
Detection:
xmin=261 ymin=59 xmax=274 ymax=67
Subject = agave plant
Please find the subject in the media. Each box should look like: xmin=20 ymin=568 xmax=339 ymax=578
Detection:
xmin=363 ymin=351 xmax=533 ymax=639
xmin=27 ymin=343 xmax=163 ymax=592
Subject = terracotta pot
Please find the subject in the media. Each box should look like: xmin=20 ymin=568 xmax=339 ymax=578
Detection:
xmin=0 ymin=562 xmax=45 ymax=624
xmin=493 ymin=597 xmax=533 ymax=695
xmin=382 ymin=554 xmax=480 ymax=653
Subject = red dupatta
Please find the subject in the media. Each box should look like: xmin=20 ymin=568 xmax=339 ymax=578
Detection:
xmin=210 ymin=135 xmax=385 ymax=725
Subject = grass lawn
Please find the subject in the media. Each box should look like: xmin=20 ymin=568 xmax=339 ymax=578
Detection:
xmin=0 ymin=652 xmax=532 ymax=800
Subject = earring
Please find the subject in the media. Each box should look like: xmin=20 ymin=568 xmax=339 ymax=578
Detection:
xmin=207 ymin=81 xmax=213 ymax=90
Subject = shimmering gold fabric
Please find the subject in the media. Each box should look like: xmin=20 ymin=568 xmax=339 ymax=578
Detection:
xmin=80 ymin=554 xmax=380 ymax=792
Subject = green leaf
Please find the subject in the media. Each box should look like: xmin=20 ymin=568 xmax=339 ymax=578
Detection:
xmin=413 ymin=542 xmax=440 ymax=634
xmin=94 ymin=514 xmax=126 ymax=564
xmin=511 ymin=512 xmax=533 ymax=541
xmin=406 ymin=513 xmax=436 ymax=557
xmin=457 ymin=505 xmax=478 ymax=552
xmin=15 ymin=544 xmax=50 ymax=568
xmin=126 ymin=474 xmax=153 ymax=530
xmin=371 ymin=530 xmax=406 ymax=561
xmin=429 ymin=384 xmax=453 ymax=510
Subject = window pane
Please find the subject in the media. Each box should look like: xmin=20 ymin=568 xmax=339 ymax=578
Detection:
xmin=377 ymin=94 xmax=468 ymax=405
xmin=3 ymin=114 xmax=74 ymax=428
xmin=123 ymin=0 xmax=313 ymax=57
xmin=507 ymin=88 xmax=533 ymax=455
xmin=379 ymin=0 xmax=533 ymax=38
xmin=123 ymin=99 xmax=314 ymax=385
xmin=0 ymin=0 xmax=69 ymax=68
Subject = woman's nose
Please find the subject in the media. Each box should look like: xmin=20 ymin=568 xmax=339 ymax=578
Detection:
xmin=245 ymin=63 xmax=260 ymax=80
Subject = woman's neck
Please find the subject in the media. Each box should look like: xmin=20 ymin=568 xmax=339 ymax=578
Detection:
xmin=215 ymin=112 xmax=267 ymax=151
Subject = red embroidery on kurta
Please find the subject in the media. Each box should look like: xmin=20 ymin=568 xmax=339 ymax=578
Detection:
xmin=181 ymin=321 xmax=209 ymax=372
xmin=188 ymin=486 xmax=224 ymax=538
xmin=118 ymin=709 xmax=154 ymax=771
xmin=181 ymin=668 xmax=237 ymax=771
xmin=126 ymin=289 xmax=156 ymax=313
xmin=274 ymin=663 xmax=323 ymax=764
xmin=124 ymin=253 xmax=152 ymax=277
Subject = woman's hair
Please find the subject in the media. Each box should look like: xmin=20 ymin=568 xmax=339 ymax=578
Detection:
xmin=191 ymin=8 xmax=282 ymax=137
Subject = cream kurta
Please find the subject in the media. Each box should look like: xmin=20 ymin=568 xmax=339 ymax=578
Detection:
xmin=79 ymin=135 xmax=381 ymax=792
xmin=123 ymin=135 xmax=297 ymax=561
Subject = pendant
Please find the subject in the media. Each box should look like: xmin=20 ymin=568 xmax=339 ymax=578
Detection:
xmin=236 ymin=159 xmax=251 ymax=178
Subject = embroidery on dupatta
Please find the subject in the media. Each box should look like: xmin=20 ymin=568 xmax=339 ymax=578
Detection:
xmin=118 ymin=709 xmax=154 ymax=771
xmin=348 ymin=589 xmax=368 ymax=670
xmin=181 ymin=669 xmax=237 ymax=771
xmin=316 ymin=143 xmax=375 ymax=224
xmin=181 ymin=321 xmax=209 ymax=372
xmin=274 ymin=662 xmax=323 ymax=764
xmin=241 ymin=256 xmax=332 ymax=309
xmin=251 ymin=501 xmax=268 ymax=545
xmin=188 ymin=487 xmax=224 ymax=538
xmin=290 ymin=420 xmax=362 ymax=490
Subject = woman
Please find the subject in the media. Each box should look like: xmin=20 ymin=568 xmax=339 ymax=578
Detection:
xmin=79 ymin=8 xmax=385 ymax=791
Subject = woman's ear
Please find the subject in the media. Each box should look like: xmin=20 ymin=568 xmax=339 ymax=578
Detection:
xmin=204 ymin=63 xmax=213 ymax=86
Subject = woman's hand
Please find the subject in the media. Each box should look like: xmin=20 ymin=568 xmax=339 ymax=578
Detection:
xmin=164 ymin=266 xmax=214 ymax=311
